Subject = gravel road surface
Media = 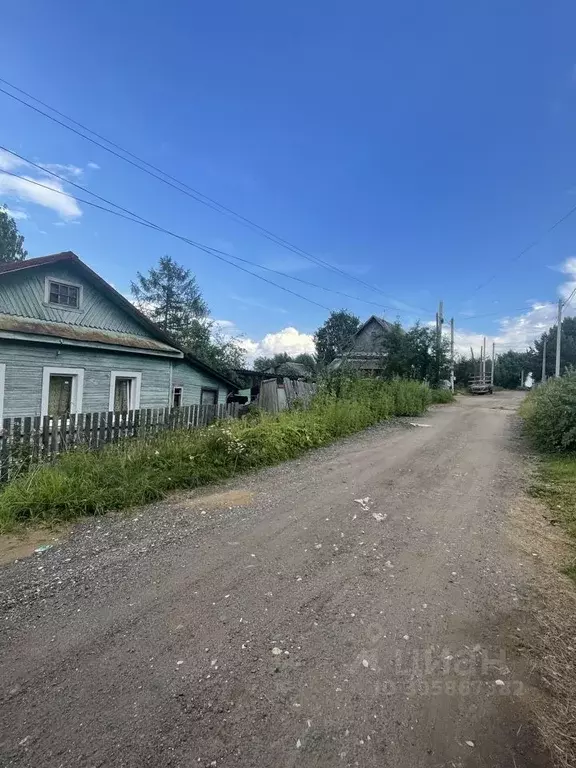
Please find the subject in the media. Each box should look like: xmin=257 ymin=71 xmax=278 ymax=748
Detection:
xmin=0 ymin=392 xmax=549 ymax=767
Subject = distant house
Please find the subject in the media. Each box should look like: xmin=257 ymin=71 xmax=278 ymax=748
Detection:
xmin=0 ymin=252 xmax=236 ymax=420
xmin=327 ymin=315 xmax=393 ymax=374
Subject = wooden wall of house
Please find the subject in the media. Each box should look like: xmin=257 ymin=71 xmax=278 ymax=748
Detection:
xmin=0 ymin=341 xmax=173 ymax=418
xmin=353 ymin=319 xmax=388 ymax=354
xmin=0 ymin=264 xmax=149 ymax=337
xmin=171 ymin=360 xmax=229 ymax=406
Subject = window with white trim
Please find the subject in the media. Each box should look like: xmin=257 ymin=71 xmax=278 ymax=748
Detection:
xmin=109 ymin=371 xmax=142 ymax=412
xmin=41 ymin=367 xmax=85 ymax=417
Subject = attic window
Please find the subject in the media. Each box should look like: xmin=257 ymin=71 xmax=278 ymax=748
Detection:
xmin=48 ymin=280 xmax=80 ymax=308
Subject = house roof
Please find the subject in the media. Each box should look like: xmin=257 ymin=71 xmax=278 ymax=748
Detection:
xmin=355 ymin=315 xmax=393 ymax=337
xmin=0 ymin=252 xmax=237 ymax=388
xmin=0 ymin=316 xmax=180 ymax=354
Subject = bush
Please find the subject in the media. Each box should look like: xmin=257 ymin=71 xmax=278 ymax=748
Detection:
xmin=520 ymin=372 xmax=576 ymax=452
xmin=0 ymin=379 xmax=436 ymax=530
xmin=427 ymin=388 xmax=454 ymax=404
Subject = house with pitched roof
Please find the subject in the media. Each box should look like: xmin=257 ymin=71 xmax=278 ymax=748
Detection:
xmin=0 ymin=252 xmax=236 ymax=420
xmin=327 ymin=315 xmax=393 ymax=374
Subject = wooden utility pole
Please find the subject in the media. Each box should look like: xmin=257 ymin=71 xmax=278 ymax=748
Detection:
xmin=436 ymin=300 xmax=444 ymax=385
xmin=491 ymin=341 xmax=495 ymax=386
xmin=555 ymin=298 xmax=562 ymax=378
xmin=482 ymin=336 xmax=487 ymax=381
xmin=541 ymin=336 xmax=547 ymax=384
xmin=450 ymin=317 xmax=455 ymax=392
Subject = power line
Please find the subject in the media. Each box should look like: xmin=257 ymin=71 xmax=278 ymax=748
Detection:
xmin=0 ymin=168 xmax=331 ymax=311
xmin=469 ymin=201 xmax=576 ymax=296
xmin=563 ymin=285 xmax=576 ymax=309
xmin=0 ymin=145 xmax=410 ymax=315
xmin=0 ymin=77 xmax=412 ymax=305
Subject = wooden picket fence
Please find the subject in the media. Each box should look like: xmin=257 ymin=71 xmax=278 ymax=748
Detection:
xmin=0 ymin=402 xmax=239 ymax=482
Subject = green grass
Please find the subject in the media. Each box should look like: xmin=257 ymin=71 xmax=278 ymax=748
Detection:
xmin=0 ymin=379 xmax=445 ymax=532
xmin=530 ymin=455 xmax=576 ymax=580
xmin=427 ymin=388 xmax=455 ymax=404
xmin=520 ymin=372 xmax=576 ymax=452
xmin=531 ymin=454 xmax=576 ymax=540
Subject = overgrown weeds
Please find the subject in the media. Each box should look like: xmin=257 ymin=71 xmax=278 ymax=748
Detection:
xmin=520 ymin=373 xmax=576 ymax=452
xmin=0 ymin=378 xmax=439 ymax=531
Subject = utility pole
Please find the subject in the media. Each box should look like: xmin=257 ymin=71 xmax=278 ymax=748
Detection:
xmin=541 ymin=336 xmax=547 ymax=384
xmin=555 ymin=298 xmax=562 ymax=378
xmin=450 ymin=318 xmax=455 ymax=392
xmin=520 ymin=369 xmax=524 ymax=388
xmin=491 ymin=341 xmax=495 ymax=387
xmin=482 ymin=336 xmax=487 ymax=381
xmin=436 ymin=300 xmax=444 ymax=385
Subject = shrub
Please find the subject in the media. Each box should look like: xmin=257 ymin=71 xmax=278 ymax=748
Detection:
xmin=427 ymin=388 xmax=454 ymax=404
xmin=520 ymin=372 xmax=576 ymax=452
xmin=0 ymin=379 xmax=436 ymax=530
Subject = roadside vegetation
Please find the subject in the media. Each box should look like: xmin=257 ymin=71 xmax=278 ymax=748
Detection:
xmin=519 ymin=374 xmax=576 ymax=767
xmin=0 ymin=379 xmax=451 ymax=531
xmin=521 ymin=373 xmax=576 ymax=576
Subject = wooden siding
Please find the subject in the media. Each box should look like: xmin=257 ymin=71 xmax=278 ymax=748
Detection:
xmin=0 ymin=342 xmax=231 ymax=419
xmin=0 ymin=341 xmax=171 ymax=418
xmin=353 ymin=318 xmax=387 ymax=354
xmin=0 ymin=264 xmax=149 ymax=337
xmin=171 ymin=360 xmax=229 ymax=406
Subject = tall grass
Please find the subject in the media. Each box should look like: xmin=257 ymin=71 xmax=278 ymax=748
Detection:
xmin=520 ymin=372 xmax=576 ymax=452
xmin=0 ymin=379 xmax=439 ymax=531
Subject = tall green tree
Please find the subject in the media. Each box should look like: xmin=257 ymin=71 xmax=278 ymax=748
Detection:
xmin=131 ymin=255 xmax=209 ymax=345
xmin=253 ymin=352 xmax=291 ymax=372
xmin=131 ymin=255 xmax=245 ymax=373
xmin=532 ymin=317 xmax=576 ymax=382
xmin=494 ymin=350 xmax=532 ymax=389
xmin=0 ymin=205 xmax=27 ymax=263
xmin=314 ymin=310 xmax=361 ymax=365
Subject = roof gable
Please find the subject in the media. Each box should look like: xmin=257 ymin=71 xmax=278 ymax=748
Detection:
xmin=0 ymin=253 xmax=237 ymax=388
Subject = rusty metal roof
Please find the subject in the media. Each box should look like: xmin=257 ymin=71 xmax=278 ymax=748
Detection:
xmin=0 ymin=315 xmax=181 ymax=354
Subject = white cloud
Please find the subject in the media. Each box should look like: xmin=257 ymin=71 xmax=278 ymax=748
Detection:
xmin=0 ymin=149 xmax=22 ymax=172
xmin=0 ymin=173 xmax=82 ymax=220
xmin=452 ymin=257 xmax=576 ymax=358
xmin=40 ymin=163 xmax=84 ymax=180
xmin=1 ymin=206 xmax=28 ymax=221
xmin=87 ymin=162 xmax=100 ymax=170
xmin=0 ymin=149 xmax=82 ymax=220
xmin=238 ymin=326 xmax=315 ymax=364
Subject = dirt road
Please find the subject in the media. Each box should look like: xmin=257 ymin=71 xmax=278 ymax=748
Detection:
xmin=0 ymin=392 xmax=550 ymax=767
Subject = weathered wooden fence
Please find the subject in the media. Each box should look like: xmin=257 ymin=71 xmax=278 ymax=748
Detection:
xmin=258 ymin=377 xmax=317 ymax=413
xmin=0 ymin=402 xmax=239 ymax=482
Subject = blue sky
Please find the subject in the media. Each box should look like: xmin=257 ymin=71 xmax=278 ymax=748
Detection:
xmin=2 ymin=0 xmax=576 ymax=359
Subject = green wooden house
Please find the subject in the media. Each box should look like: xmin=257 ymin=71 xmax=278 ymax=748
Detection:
xmin=0 ymin=252 xmax=236 ymax=420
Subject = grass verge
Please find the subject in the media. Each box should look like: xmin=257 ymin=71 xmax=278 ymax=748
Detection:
xmin=0 ymin=379 xmax=448 ymax=532
xmin=530 ymin=455 xmax=576 ymax=580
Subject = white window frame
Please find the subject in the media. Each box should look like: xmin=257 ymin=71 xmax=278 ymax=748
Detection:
xmin=44 ymin=276 xmax=83 ymax=311
xmin=0 ymin=363 xmax=5 ymax=422
xmin=109 ymin=371 xmax=142 ymax=412
xmin=41 ymin=367 xmax=85 ymax=417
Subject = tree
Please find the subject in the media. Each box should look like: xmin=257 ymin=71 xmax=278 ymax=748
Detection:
xmin=494 ymin=350 xmax=532 ymax=389
xmin=314 ymin=310 xmax=360 ymax=365
xmin=293 ymin=352 xmax=317 ymax=374
xmin=253 ymin=352 xmax=291 ymax=372
xmin=454 ymin=356 xmax=475 ymax=388
xmin=131 ymin=255 xmax=208 ymax=345
xmin=131 ymin=255 xmax=245 ymax=374
xmin=532 ymin=317 xmax=576 ymax=382
xmin=0 ymin=205 xmax=27 ymax=263
xmin=188 ymin=319 xmax=246 ymax=373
